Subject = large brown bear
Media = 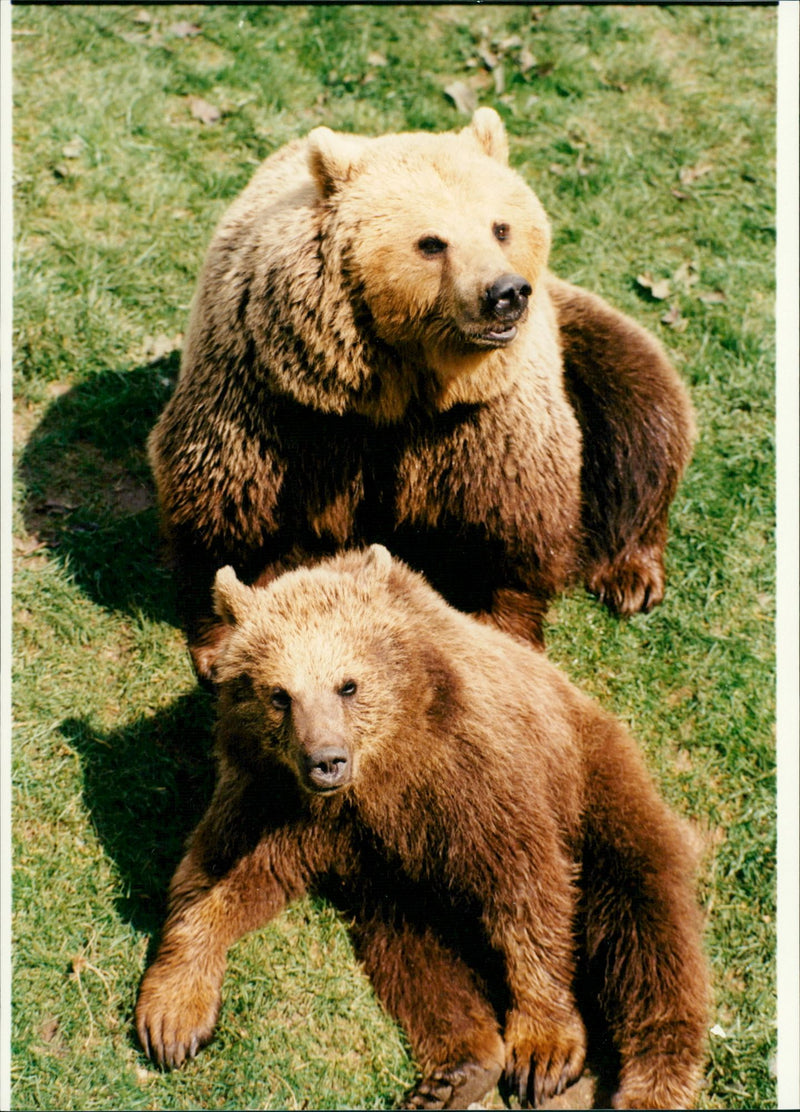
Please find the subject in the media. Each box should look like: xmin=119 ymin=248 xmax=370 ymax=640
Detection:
xmin=135 ymin=546 xmax=709 ymax=1110
xmin=148 ymin=108 xmax=695 ymax=682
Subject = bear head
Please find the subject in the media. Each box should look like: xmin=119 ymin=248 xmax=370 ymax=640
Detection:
xmin=307 ymin=108 xmax=552 ymax=406
xmin=211 ymin=547 xmax=455 ymax=795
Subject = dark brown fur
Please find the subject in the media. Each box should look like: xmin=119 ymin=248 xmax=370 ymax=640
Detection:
xmin=147 ymin=110 xmax=694 ymax=682
xmin=135 ymin=548 xmax=709 ymax=1109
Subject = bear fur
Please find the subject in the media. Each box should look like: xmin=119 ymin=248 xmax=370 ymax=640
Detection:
xmin=148 ymin=108 xmax=695 ymax=682
xmin=135 ymin=546 xmax=709 ymax=1110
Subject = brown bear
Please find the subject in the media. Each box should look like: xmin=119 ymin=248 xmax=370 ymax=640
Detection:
xmin=147 ymin=108 xmax=695 ymax=683
xmin=149 ymin=108 xmax=694 ymax=680
xmin=135 ymin=546 xmax=709 ymax=1110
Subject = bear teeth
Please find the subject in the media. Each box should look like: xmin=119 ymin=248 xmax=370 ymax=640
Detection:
xmin=479 ymin=325 xmax=518 ymax=347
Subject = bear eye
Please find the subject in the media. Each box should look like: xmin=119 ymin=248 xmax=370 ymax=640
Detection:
xmin=493 ymin=222 xmax=510 ymax=242
xmin=270 ymin=687 xmax=291 ymax=711
xmin=339 ymin=680 xmax=357 ymax=697
xmin=418 ymin=235 xmax=448 ymax=257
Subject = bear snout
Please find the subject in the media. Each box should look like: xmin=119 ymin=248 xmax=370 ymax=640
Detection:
xmin=303 ymin=745 xmax=352 ymax=793
xmin=485 ymin=273 xmax=532 ymax=324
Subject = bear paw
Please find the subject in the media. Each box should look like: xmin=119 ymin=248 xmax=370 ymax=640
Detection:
xmin=610 ymin=1050 xmax=702 ymax=1110
xmin=586 ymin=545 xmax=665 ymax=616
xmin=502 ymin=1010 xmax=586 ymax=1108
xmin=402 ymin=1060 xmax=503 ymax=1110
xmin=135 ymin=959 xmax=223 ymax=1070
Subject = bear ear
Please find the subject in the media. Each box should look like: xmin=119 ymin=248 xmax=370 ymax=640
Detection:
xmin=213 ymin=565 xmax=254 ymax=627
xmin=466 ymin=107 xmax=509 ymax=165
xmin=307 ymin=127 xmax=366 ymax=198
xmin=359 ymin=544 xmax=394 ymax=582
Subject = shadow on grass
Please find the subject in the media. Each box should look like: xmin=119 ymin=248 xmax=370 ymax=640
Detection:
xmin=59 ymin=689 xmax=216 ymax=938
xmin=18 ymin=355 xmax=180 ymax=626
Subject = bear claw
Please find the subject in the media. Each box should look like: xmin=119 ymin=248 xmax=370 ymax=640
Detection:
xmin=502 ymin=1010 xmax=586 ymax=1108
xmin=587 ymin=546 xmax=665 ymax=617
xmin=135 ymin=961 xmax=222 ymax=1071
xmin=402 ymin=1061 xmax=503 ymax=1110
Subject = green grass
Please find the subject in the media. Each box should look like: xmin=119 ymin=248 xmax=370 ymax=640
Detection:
xmin=11 ymin=4 xmax=776 ymax=1109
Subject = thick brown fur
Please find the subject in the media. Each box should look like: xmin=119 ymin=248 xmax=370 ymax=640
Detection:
xmin=147 ymin=109 xmax=695 ymax=682
xmin=135 ymin=547 xmax=709 ymax=1109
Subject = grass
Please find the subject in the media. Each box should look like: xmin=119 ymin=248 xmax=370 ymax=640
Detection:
xmin=10 ymin=4 xmax=777 ymax=1109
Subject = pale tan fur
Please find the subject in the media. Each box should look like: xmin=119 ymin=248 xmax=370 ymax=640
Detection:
xmin=147 ymin=109 xmax=695 ymax=683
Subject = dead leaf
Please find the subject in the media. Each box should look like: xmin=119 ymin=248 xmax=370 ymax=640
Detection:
xmin=674 ymin=749 xmax=694 ymax=773
xmin=575 ymin=152 xmax=590 ymax=177
xmin=39 ymin=499 xmax=77 ymax=515
xmin=14 ymin=536 xmax=47 ymax=557
xmin=444 ymin=80 xmax=478 ymax=115
xmin=111 ymin=476 xmax=154 ymax=515
xmin=169 ymin=21 xmax=201 ymax=38
xmin=666 ymin=686 xmax=694 ymax=707
xmin=41 ymin=1017 xmax=60 ymax=1043
xmin=62 ymin=136 xmax=86 ymax=159
xmin=188 ymin=97 xmax=221 ymax=125
xmin=132 ymin=9 xmax=151 ymax=23
xmin=366 ymin=51 xmax=387 ymax=67
xmin=518 ymin=47 xmax=537 ymax=74
xmin=671 ymin=189 xmax=691 ymax=201
xmin=636 ymin=273 xmax=671 ymax=300
xmin=478 ymin=45 xmax=498 ymax=70
xmin=698 ymin=289 xmax=727 ymax=304
xmin=498 ymin=34 xmax=523 ymax=52
xmin=142 ymin=332 xmax=183 ymax=361
xmin=673 ymin=260 xmax=700 ymax=288
xmin=661 ymin=303 xmax=688 ymax=332
xmin=679 ymin=162 xmax=713 ymax=185
xmin=650 ymin=280 xmax=672 ymax=300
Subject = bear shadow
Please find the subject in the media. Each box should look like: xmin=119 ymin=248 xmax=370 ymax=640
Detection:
xmin=59 ymin=689 xmax=217 ymax=938
xmin=18 ymin=355 xmax=180 ymax=626
xmin=27 ymin=361 xmax=623 ymax=1107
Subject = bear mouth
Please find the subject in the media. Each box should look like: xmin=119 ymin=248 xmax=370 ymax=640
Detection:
xmin=306 ymin=779 xmax=348 ymax=796
xmin=467 ymin=324 xmax=519 ymax=349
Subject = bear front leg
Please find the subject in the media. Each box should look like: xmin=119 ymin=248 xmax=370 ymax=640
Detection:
xmin=487 ymin=875 xmax=586 ymax=1106
xmin=349 ymin=909 xmax=505 ymax=1110
xmin=483 ymin=586 xmax=550 ymax=649
xmin=548 ymin=274 xmax=695 ymax=617
xmin=136 ymin=836 xmax=300 ymax=1069
xmin=163 ymin=531 xmax=231 ymax=685
xmin=503 ymin=1005 xmax=586 ymax=1108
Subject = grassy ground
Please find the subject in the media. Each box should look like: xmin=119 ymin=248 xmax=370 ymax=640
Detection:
xmin=10 ymin=5 xmax=777 ymax=1109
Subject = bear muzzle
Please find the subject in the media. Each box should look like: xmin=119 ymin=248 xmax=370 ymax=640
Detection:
xmin=302 ymin=744 xmax=353 ymax=793
xmin=475 ymin=273 xmax=532 ymax=348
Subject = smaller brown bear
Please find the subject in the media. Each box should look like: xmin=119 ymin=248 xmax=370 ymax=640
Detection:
xmin=135 ymin=547 xmax=709 ymax=1110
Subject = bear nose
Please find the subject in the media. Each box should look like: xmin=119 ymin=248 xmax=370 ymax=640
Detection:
xmin=304 ymin=746 xmax=351 ymax=792
xmin=485 ymin=274 xmax=532 ymax=322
